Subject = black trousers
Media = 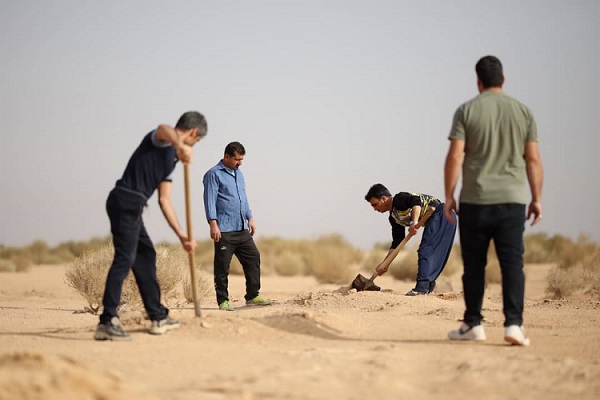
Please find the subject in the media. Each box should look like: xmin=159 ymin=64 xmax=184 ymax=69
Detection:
xmin=100 ymin=186 xmax=168 ymax=324
xmin=458 ymin=203 xmax=526 ymax=327
xmin=213 ymin=230 xmax=261 ymax=305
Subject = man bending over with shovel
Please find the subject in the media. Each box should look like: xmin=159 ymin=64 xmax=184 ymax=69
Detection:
xmin=95 ymin=111 xmax=207 ymax=341
xmin=365 ymin=184 xmax=457 ymax=295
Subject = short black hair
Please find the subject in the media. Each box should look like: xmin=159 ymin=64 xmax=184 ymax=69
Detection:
xmin=365 ymin=183 xmax=391 ymax=201
xmin=175 ymin=111 xmax=208 ymax=137
xmin=224 ymin=141 xmax=245 ymax=157
xmin=475 ymin=55 xmax=504 ymax=88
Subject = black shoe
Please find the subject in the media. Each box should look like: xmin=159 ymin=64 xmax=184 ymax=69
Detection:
xmin=149 ymin=316 xmax=180 ymax=335
xmin=405 ymin=289 xmax=428 ymax=296
xmin=94 ymin=317 xmax=132 ymax=341
xmin=428 ymin=281 xmax=436 ymax=294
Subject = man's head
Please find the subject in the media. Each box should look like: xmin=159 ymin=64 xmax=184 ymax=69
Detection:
xmin=222 ymin=141 xmax=245 ymax=170
xmin=365 ymin=183 xmax=393 ymax=213
xmin=176 ymin=111 xmax=208 ymax=145
xmin=475 ymin=55 xmax=504 ymax=91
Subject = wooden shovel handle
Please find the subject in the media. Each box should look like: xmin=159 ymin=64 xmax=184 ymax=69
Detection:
xmin=375 ymin=206 xmax=436 ymax=274
xmin=184 ymin=164 xmax=202 ymax=317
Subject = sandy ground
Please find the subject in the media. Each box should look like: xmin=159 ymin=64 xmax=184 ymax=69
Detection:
xmin=1 ymin=264 xmax=599 ymax=400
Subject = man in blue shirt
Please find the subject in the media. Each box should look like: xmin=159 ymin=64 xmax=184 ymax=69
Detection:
xmin=203 ymin=142 xmax=271 ymax=310
xmin=95 ymin=111 xmax=207 ymax=341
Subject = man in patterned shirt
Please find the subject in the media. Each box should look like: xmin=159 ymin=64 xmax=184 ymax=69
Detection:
xmin=365 ymin=183 xmax=457 ymax=295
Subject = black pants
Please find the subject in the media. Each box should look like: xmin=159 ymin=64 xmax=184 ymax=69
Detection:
xmin=100 ymin=186 xmax=168 ymax=324
xmin=458 ymin=203 xmax=526 ymax=327
xmin=213 ymin=230 xmax=261 ymax=305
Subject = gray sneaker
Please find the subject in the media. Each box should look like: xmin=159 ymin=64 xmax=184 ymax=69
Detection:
xmin=149 ymin=316 xmax=181 ymax=335
xmin=94 ymin=317 xmax=132 ymax=341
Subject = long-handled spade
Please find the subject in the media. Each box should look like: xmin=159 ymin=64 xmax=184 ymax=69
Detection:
xmin=184 ymin=164 xmax=202 ymax=317
xmin=344 ymin=207 xmax=436 ymax=293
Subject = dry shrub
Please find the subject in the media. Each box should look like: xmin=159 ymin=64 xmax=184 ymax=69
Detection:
xmin=65 ymin=242 xmax=209 ymax=313
xmin=386 ymin=246 xmax=417 ymax=281
xmin=0 ymin=259 xmax=16 ymax=272
xmin=361 ymin=247 xmax=389 ymax=272
xmin=523 ymin=233 xmax=600 ymax=299
xmin=11 ymin=253 xmax=33 ymax=272
xmin=523 ymin=233 xmax=597 ymax=268
xmin=554 ymin=234 xmax=598 ymax=269
xmin=183 ymin=267 xmax=214 ymax=303
xmin=440 ymin=243 xmax=462 ymax=277
xmin=546 ymin=250 xmax=600 ymax=299
xmin=523 ymin=233 xmax=553 ymax=263
xmin=64 ymin=244 xmax=112 ymax=313
xmin=266 ymin=251 xmax=306 ymax=276
xmin=258 ymin=236 xmax=313 ymax=276
xmin=194 ymin=239 xmax=215 ymax=271
xmin=256 ymin=235 xmax=363 ymax=281
xmin=0 ymin=248 xmax=33 ymax=272
xmin=25 ymin=240 xmax=49 ymax=264
xmin=306 ymin=234 xmax=363 ymax=284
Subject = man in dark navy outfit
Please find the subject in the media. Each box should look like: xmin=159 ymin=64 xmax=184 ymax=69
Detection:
xmin=95 ymin=111 xmax=207 ymax=341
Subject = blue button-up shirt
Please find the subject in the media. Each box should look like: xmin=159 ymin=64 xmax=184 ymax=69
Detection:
xmin=203 ymin=160 xmax=253 ymax=232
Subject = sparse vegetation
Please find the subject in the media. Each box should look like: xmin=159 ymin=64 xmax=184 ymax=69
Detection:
xmin=306 ymin=234 xmax=363 ymax=284
xmin=0 ymin=258 xmax=17 ymax=273
xmin=546 ymin=248 xmax=600 ymax=300
xmin=2 ymin=232 xmax=599 ymax=300
xmin=64 ymin=242 xmax=211 ymax=313
xmin=0 ymin=237 xmax=109 ymax=271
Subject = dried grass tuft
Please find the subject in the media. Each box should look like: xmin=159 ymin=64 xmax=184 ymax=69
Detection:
xmin=64 ymin=242 xmax=210 ymax=313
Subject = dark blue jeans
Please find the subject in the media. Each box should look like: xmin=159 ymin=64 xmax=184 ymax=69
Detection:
xmin=458 ymin=203 xmax=526 ymax=327
xmin=100 ymin=186 xmax=168 ymax=324
xmin=414 ymin=205 xmax=457 ymax=292
xmin=213 ymin=230 xmax=261 ymax=305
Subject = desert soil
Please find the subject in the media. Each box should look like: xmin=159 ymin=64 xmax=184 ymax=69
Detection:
xmin=1 ymin=263 xmax=599 ymax=400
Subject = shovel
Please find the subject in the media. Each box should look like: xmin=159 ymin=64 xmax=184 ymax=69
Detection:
xmin=184 ymin=164 xmax=202 ymax=317
xmin=349 ymin=207 xmax=436 ymax=292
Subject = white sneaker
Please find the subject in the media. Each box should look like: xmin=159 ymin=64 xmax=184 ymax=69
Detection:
xmin=448 ymin=322 xmax=486 ymax=341
xmin=504 ymin=325 xmax=530 ymax=346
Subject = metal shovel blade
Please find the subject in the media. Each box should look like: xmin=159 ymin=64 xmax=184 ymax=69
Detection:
xmin=351 ymin=274 xmax=381 ymax=292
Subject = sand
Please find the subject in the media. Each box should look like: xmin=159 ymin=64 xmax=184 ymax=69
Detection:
xmin=1 ymin=263 xmax=599 ymax=400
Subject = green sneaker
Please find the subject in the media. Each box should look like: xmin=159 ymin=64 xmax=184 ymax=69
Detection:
xmin=219 ymin=300 xmax=234 ymax=311
xmin=246 ymin=295 xmax=272 ymax=306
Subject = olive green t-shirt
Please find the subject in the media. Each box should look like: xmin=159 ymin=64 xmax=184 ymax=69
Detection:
xmin=449 ymin=91 xmax=538 ymax=205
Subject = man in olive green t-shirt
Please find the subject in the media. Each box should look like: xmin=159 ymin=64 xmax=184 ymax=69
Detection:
xmin=444 ymin=55 xmax=544 ymax=346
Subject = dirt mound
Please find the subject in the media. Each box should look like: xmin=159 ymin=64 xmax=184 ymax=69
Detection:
xmin=0 ymin=352 xmax=146 ymax=400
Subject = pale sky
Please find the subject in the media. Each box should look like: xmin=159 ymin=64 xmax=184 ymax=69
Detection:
xmin=2 ymin=0 xmax=598 ymax=250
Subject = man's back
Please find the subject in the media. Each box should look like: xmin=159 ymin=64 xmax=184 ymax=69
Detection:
xmin=449 ymin=91 xmax=538 ymax=205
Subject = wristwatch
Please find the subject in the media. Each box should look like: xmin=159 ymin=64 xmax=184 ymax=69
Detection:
xmin=409 ymin=220 xmax=418 ymax=226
